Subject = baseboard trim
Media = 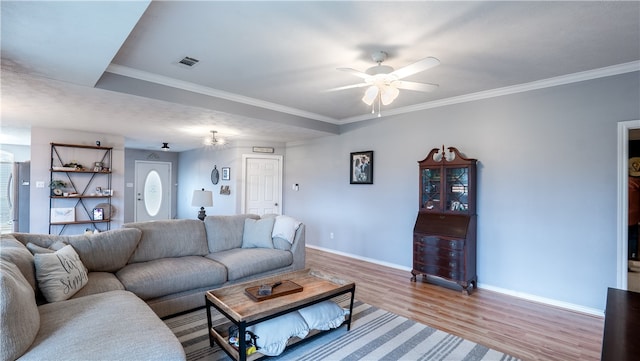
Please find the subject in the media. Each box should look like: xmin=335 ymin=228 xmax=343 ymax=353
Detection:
xmin=307 ymin=245 xmax=604 ymax=317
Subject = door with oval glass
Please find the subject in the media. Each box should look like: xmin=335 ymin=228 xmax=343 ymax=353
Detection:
xmin=135 ymin=161 xmax=171 ymax=222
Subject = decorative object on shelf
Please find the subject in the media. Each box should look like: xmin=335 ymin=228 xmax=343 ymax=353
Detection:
xmin=92 ymin=208 xmax=104 ymax=221
xmin=211 ymin=165 xmax=219 ymax=185
xmin=222 ymin=167 xmax=230 ymax=181
xmin=95 ymin=203 xmax=115 ymax=220
xmin=252 ymin=146 xmax=274 ymax=153
xmin=412 ymin=145 xmax=477 ymax=295
xmin=220 ymin=185 xmax=230 ymax=195
xmin=93 ymin=162 xmax=103 ymax=172
xmin=161 ymin=142 xmax=170 ymax=151
xmin=191 ymin=188 xmax=213 ymax=221
xmin=95 ymin=141 xmax=101 ymax=146
xmin=350 ymin=151 xmax=373 ymax=184
xmin=62 ymin=161 xmax=84 ymax=170
xmin=49 ymin=180 xmax=67 ymax=196
xmin=51 ymin=208 xmax=74 ymax=223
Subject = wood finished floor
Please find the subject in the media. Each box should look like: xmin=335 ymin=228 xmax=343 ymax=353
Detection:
xmin=306 ymin=247 xmax=604 ymax=361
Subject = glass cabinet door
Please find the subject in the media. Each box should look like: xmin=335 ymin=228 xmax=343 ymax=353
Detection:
xmin=445 ymin=167 xmax=469 ymax=212
xmin=421 ymin=167 xmax=441 ymax=210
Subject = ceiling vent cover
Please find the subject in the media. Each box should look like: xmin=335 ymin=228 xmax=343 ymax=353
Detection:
xmin=178 ymin=56 xmax=199 ymax=67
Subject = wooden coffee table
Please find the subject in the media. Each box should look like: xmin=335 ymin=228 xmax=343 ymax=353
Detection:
xmin=205 ymin=268 xmax=356 ymax=361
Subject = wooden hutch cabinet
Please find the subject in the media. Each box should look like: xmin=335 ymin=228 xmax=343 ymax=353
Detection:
xmin=411 ymin=146 xmax=477 ymax=294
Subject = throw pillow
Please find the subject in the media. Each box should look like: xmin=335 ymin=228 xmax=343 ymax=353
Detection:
xmin=0 ymin=260 xmax=40 ymax=361
xmin=246 ymin=312 xmax=309 ymax=356
xmin=242 ymin=217 xmax=276 ymax=249
xmin=205 ymin=214 xmax=260 ymax=252
xmin=298 ymin=300 xmax=350 ymax=331
xmin=271 ymin=215 xmax=302 ymax=244
xmin=34 ymin=245 xmax=89 ymax=302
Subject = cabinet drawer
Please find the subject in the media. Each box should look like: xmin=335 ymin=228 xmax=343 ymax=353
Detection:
xmin=413 ymin=251 xmax=463 ymax=270
xmin=413 ymin=244 xmax=462 ymax=261
xmin=414 ymin=235 xmax=464 ymax=250
xmin=413 ymin=263 xmax=463 ymax=281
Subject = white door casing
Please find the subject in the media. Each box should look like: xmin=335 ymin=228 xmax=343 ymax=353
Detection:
xmin=135 ymin=161 xmax=171 ymax=222
xmin=242 ymin=154 xmax=282 ymax=215
xmin=618 ymin=120 xmax=640 ymax=290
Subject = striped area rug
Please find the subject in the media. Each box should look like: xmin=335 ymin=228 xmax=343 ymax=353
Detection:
xmin=164 ymin=300 xmax=520 ymax=361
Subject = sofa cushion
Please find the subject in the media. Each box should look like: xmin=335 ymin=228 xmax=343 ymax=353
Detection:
xmin=0 ymin=260 xmax=40 ymax=361
xmin=206 ymin=248 xmax=293 ymax=281
xmin=116 ymin=256 xmax=227 ymax=300
xmin=242 ymin=217 xmax=276 ymax=249
xmin=0 ymin=235 xmax=37 ymax=290
xmin=20 ymin=290 xmax=185 ymax=361
xmin=204 ymin=214 xmax=259 ymax=252
xmin=124 ymin=219 xmax=209 ymax=263
xmin=67 ymin=228 xmax=142 ymax=272
xmin=26 ymin=242 xmax=55 ymax=254
xmin=34 ymin=245 xmax=89 ymax=302
xmin=72 ymin=272 xmax=125 ymax=299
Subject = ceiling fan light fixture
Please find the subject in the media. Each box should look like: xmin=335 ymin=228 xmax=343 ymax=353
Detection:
xmin=380 ymin=85 xmax=400 ymax=105
xmin=362 ymin=86 xmax=379 ymax=106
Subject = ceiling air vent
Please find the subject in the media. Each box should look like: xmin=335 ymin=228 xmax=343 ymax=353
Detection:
xmin=178 ymin=56 xmax=199 ymax=67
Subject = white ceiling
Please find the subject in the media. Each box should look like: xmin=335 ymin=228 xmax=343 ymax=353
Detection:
xmin=1 ymin=1 xmax=639 ymax=151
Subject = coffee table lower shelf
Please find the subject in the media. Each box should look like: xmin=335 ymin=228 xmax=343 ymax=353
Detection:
xmin=209 ymin=323 xmax=341 ymax=361
xmin=205 ymin=269 xmax=356 ymax=361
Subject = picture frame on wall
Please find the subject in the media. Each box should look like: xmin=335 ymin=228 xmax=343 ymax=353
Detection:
xmin=222 ymin=167 xmax=230 ymax=180
xmin=350 ymin=151 xmax=373 ymax=184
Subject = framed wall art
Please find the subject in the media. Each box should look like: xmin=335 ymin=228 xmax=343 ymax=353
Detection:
xmin=222 ymin=167 xmax=230 ymax=180
xmin=350 ymin=151 xmax=373 ymax=184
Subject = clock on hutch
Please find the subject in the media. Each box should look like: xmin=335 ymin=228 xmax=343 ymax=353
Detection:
xmin=412 ymin=145 xmax=477 ymax=294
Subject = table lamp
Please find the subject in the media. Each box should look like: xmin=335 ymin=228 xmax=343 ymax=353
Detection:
xmin=191 ymin=188 xmax=213 ymax=221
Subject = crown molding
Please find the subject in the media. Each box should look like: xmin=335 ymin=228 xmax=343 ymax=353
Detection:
xmin=341 ymin=61 xmax=640 ymax=124
xmin=105 ymin=64 xmax=340 ymax=124
xmin=108 ymin=61 xmax=639 ymax=126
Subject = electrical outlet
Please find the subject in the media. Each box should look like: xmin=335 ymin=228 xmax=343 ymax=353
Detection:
xmin=330 ymin=232 xmax=334 ymax=239
xmin=36 ymin=181 xmax=45 ymax=188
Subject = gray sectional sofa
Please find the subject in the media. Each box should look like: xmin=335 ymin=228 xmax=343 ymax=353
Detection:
xmin=0 ymin=214 xmax=305 ymax=361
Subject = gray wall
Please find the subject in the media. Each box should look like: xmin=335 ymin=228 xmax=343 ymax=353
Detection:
xmin=176 ymin=141 xmax=286 ymax=219
xmin=282 ymin=72 xmax=640 ymax=312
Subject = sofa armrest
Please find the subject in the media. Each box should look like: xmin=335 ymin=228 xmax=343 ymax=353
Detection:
xmin=288 ymin=224 xmax=306 ymax=270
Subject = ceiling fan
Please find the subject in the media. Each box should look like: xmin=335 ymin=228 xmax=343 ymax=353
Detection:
xmin=329 ymin=51 xmax=440 ymax=112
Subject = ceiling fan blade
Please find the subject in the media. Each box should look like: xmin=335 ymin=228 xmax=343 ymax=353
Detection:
xmin=325 ymin=82 xmax=370 ymax=92
xmin=394 ymin=81 xmax=439 ymax=92
xmin=337 ymin=67 xmax=371 ymax=80
xmin=390 ymin=57 xmax=440 ymax=79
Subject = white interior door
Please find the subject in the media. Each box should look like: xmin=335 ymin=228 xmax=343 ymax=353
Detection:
xmin=242 ymin=155 xmax=282 ymax=215
xmin=135 ymin=161 xmax=171 ymax=222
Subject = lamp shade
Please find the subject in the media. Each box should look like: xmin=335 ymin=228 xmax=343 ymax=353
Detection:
xmin=191 ymin=189 xmax=213 ymax=207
